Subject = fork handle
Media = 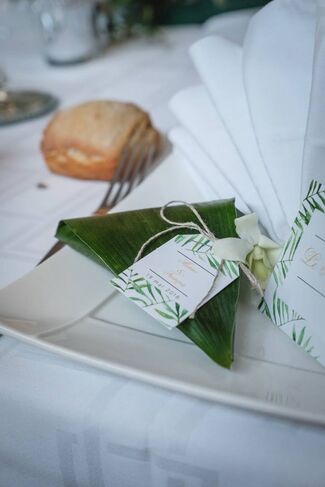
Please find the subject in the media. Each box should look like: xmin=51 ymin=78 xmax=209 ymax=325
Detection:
xmin=38 ymin=240 xmax=65 ymax=265
xmin=38 ymin=207 xmax=110 ymax=264
xmin=94 ymin=206 xmax=110 ymax=216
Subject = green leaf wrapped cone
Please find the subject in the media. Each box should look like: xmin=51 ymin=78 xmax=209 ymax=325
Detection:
xmin=56 ymin=199 xmax=240 ymax=368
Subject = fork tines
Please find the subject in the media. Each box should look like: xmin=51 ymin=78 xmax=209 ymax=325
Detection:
xmin=96 ymin=131 xmax=161 ymax=214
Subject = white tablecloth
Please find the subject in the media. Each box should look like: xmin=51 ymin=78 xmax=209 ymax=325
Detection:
xmin=1 ymin=16 xmax=325 ymax=487
xmin=0 ymin=25 xmax=202 ymax=289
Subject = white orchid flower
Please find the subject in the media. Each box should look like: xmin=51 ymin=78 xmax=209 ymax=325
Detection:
xmin=212 ymin=213 xmax=282 ymax=289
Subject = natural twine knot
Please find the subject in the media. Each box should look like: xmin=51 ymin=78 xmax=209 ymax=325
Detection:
xmin=134 ymin=201 xmax=273 ymax=317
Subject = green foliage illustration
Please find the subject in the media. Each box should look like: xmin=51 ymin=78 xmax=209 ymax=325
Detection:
xmin=173 ymin=234 xmax=239 ymax=280
xmin=112 ymin=269 xmax=189 ymax=327
xmin=261 ymin=180 xmax=325 ymax=357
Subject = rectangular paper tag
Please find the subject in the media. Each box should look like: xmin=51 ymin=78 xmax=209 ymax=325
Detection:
xmin=111 ymin=234 xmax=239 ymax=330
xmin=261 ymin=180 xmax=325 ymax=365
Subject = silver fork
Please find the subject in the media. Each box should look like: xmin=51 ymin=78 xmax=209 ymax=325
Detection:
xmin=39 ymin=136 xmax=162 ymax=264
xmin=95 ymin=134 xmax=158 ymax=215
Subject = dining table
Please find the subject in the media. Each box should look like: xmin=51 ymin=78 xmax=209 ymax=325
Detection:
xmin=1 ymin=12 xmax=325 ymax=487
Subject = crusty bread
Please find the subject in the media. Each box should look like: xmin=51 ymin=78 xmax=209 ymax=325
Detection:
xmin=40 ymin=100 xmax=161 ymax=180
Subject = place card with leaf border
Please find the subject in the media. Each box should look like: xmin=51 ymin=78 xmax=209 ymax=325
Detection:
xmin=260 ymin=180 xmax=325 ymax=366
xmin=111 ymin=234 xmax=239 ymax=330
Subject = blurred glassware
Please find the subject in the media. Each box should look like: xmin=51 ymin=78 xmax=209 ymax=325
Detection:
xmin=0 ymin=0 xmax=58 ymax=126
xmin=34 ymin=0 xmax=109 ymax=65
xmin=0 ymin=68 xmax=58 ymax=126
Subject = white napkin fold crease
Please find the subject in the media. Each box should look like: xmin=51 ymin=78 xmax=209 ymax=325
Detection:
xmin=302 ymin=1 xmax=325 ymax=193
xmin=190 ymin=35 xmax=289 ymax=242
xmin=203 ymin=8 xmax=259 ymax=45
xmin=169 ymin=85 xmax=274 ymax=235
xmin=169 ymin=126 xmax=250 ymax=214
xmin=243 ymin=0 xmax=317 ymax=223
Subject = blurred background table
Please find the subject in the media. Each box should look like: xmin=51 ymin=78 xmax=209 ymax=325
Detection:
xmin=0 ymin=3 xmax=259 ymax=289
xmin=1 ymin=6 xmax=325 ymax=487
xmin=0 ymin=25 xmax=203 ymax=289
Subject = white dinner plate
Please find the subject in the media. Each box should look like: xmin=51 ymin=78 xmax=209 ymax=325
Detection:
xmin=0 ymin=152 xmax=324 ymax=426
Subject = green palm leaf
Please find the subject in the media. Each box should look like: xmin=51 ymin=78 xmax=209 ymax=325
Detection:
xmin=56 ymin=199 xmax=239 ymax=368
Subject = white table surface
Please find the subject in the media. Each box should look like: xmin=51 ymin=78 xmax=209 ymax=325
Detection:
xmin=1 ymin=15 xmax=325 ymax=487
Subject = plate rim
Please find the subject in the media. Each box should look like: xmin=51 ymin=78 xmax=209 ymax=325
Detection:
xmin=0 ymin=319 xmax=325 ymax=428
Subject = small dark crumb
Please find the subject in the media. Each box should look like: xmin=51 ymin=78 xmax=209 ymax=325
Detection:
xmin=37 ymin=181 xmax=48 ymax=189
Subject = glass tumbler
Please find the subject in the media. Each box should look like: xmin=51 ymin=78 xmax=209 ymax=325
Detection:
xmin=36 ymin=0 xmax=108 ymax=65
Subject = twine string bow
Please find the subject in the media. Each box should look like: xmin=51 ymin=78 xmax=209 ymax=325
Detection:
xmin=134 ymin=201 xmax=265 ymax=308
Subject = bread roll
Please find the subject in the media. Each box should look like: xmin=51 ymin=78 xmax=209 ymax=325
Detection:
xmin=40 ymin=100 xmax=161 ymax=180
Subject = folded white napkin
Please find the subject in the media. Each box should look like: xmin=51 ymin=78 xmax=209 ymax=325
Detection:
xmin=243 ymin=0 xmax=317 ymax=223
xmin=172 ymin=146 xmax=221 ymax=203
xmin=168 ymin=0 xmax=325 ymax=243
xmin=190 ymin=35 xmax=289 ymax=241
xmin=169 ymin=84 xmax=273 ymax=235
xmin=302 ymin=2 xmax=325 ymax=193
xmin=203 ymin=8 xmax=259 ymax=45
xmin=169 ymin=126 xmax=250 ymax=213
